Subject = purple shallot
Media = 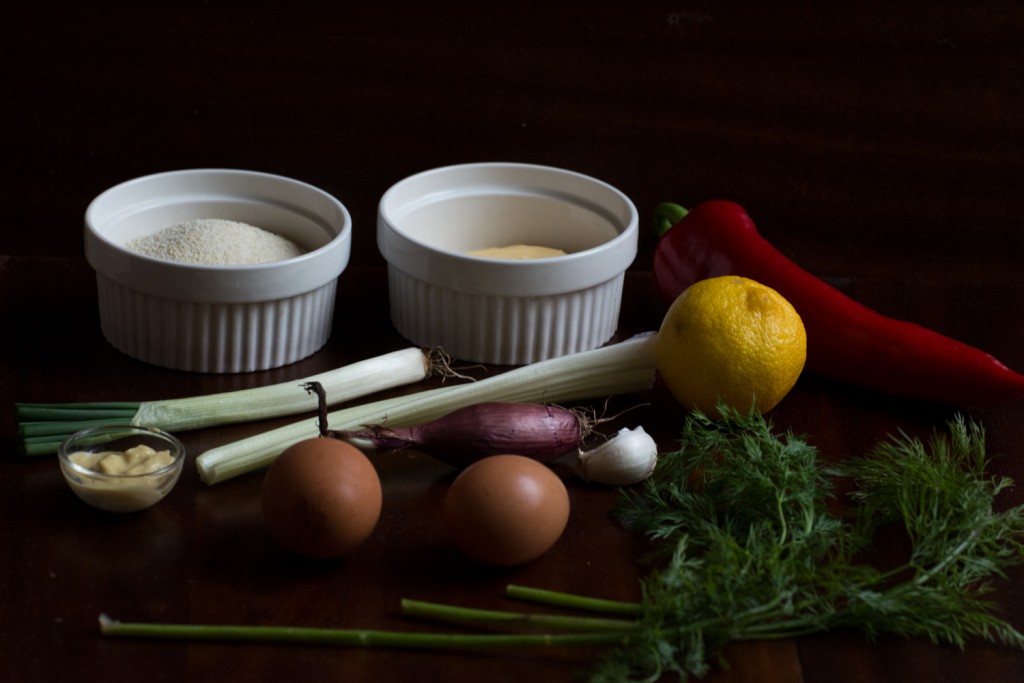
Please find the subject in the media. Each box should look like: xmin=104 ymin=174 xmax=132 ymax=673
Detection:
xmin=328 ymin=401 xmax=596 ymax=469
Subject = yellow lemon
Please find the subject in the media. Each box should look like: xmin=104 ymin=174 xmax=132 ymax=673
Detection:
xmin=656 ymin=275 xmax=806 ymax=416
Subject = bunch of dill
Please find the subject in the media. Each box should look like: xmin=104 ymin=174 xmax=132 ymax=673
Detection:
xmin=597 ymin=408 xmax=1024 ymax=681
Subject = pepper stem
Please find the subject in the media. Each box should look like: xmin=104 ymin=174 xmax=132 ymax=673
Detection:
xmin=653 ymin=202 xmax=689 ymax=237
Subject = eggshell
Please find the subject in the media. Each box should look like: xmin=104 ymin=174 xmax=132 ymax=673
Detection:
xmin=261 ymin=438 xmax=382 ymax=559
xmin=443 ymin=454 xmax=570 ymax=566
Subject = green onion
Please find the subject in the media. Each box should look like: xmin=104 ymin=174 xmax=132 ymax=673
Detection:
xmin=98 ymin=614 xmax=627 ymax=649
xmin=195 ymin=333 xmax=659 ymax=485
xmin=505 ymin=585 xmax=643 ymax=617
xmin=16 ymin=347 xmax=437 ymax=457
xmin=98 ymin=588 xmax=642 ymax=654
xmin=400 ymin=598 xmax=637 ymax=632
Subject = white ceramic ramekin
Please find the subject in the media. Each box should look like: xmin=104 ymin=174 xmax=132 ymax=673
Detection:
xmin=85 ymin=169 xmax=352 ymax=373
xmin=377 ymin=162 xmax=638 ymax=365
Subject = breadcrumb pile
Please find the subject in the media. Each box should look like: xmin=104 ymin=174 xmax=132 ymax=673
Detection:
xmin=128 ymin=218 xmax=305 ymax=265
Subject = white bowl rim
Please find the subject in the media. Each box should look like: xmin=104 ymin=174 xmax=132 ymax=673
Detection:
xmin=377 ymin=161 xmax=638 ymax=297
xmin=84 ymin=168 xmax=352 ymax=303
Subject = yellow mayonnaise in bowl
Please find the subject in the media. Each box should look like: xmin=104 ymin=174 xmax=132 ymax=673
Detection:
xmin=58 ymin=426 xmax=185 ymax=513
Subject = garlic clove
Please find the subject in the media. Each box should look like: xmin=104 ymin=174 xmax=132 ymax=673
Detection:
xmin=576 ymin=426 xmax=658 ymax=486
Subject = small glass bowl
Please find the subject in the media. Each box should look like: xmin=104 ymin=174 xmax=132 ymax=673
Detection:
xmin=58 ymin=426 xmax=185 ymax=513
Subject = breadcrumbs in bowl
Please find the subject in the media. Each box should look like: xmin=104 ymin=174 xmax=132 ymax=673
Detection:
xmin=85 ymin=169 xmax=352 ymax=373
xmin=126 ymin=218 xmax=306 ymax=265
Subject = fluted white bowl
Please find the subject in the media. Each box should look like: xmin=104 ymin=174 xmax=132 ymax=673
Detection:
xmin=377 ymin=162 xmax=638 ymax=365
xmin=84 ymin=169 xmax=351 ymax=373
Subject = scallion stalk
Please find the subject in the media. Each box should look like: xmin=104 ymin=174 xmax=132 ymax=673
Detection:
xmin=505 ymin=585 xmax=644 ymax=617
xmin=98 ymin=614 xmax=628 ymax=649
xmin=195 ymin=332 xmax=659 ymax=485
xmin=400 ymin=599 xmax=637 ymax=632
xmin=16 ymin=347 xmax=436 ymax=456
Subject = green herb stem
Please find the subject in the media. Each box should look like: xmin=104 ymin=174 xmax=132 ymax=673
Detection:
xmin=505 ymin=585 xmax=643 ymax=617
xmin=16 ymin=404 xmax=145 ymax=456
xmin=98 ymin=614 xmax=627 ymax=650
xmin=19 ymin=416 xmax=141 ymax=438
xmin=401 ymin=599 xmax=638 ymax=633
xmin=17 ymin=403 xmax=142 ymax=421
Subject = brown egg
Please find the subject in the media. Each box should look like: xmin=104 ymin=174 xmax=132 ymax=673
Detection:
xmin=443 ymin=454 xmax=570 ymax=566
xmin=261 ymin=437 xmax=382 ymax=559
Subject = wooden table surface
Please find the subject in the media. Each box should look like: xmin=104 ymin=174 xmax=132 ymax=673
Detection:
xmin=4 ymin=3 xmax=1024 ymax=681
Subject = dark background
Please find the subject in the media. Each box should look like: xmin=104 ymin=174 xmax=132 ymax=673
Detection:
xmin=6 ymin=3 xmax=1022 ymax=278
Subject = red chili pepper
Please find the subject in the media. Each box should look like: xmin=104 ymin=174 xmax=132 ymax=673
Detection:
xmin=652 ymin=200 xmax=1024 ymax=406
